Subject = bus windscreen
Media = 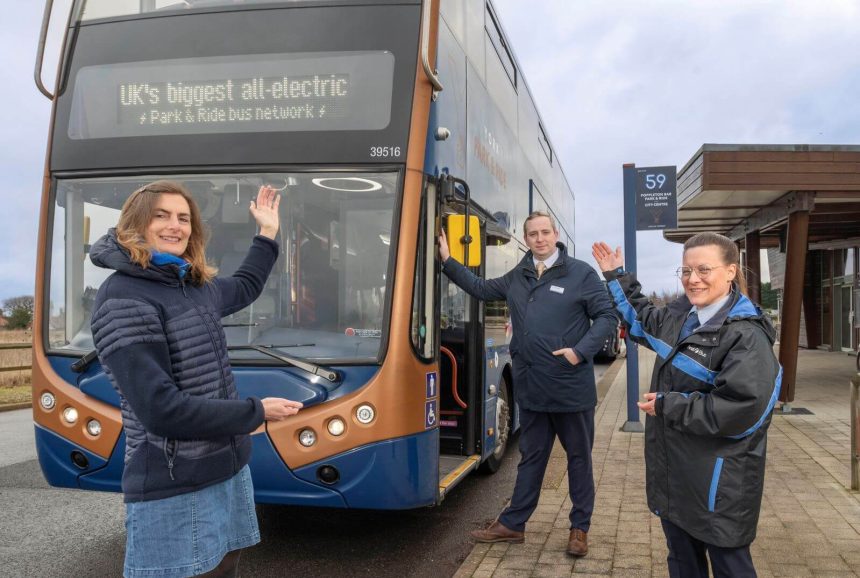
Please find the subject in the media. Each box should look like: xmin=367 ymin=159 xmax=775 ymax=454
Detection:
xmin=68 ymin=51 xmax=395 ymax=139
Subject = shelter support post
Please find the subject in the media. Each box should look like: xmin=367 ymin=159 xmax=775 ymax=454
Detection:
xmin=778 ymin=210 xmax=809 ymax=405
xmin=745 ymin=231 xmax=761 ymax=305
xmin=802 ymin=252 xmax=821 ymax=348
xmin=852 ymin=374 xmax=859 ymax=492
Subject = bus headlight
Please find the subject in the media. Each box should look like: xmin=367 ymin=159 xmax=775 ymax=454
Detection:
xmin=327 ymin=418 xmax=345 ymax=436
xmin=40 ymin=392 xmax=56 ymax=410
xmin=86 ymin=419 xmax=102 ymax=437
xmin=355 ymin=404 xmax=375 ymax=424
xmin=62 ymin=407 xmax=79 ymax=424
xmin=298 ymin=429 xmax=317 ymax=447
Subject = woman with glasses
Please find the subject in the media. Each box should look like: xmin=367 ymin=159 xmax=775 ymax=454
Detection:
xmin=90 ymin=181 xmax=304 ymax=578
xmin=592 ymin=232 xmax=781 ymax=578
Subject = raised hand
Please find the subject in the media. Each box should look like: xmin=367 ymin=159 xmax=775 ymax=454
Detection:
xmin=592 ymin=242 xmax=624 ymax=272
xmin=438 ymin=228 xmax=451 ymax=262
xmin=261 ymin=398 xmax=303 ymax=421
xmin=250 ymin=185 xmax=281 ymax=240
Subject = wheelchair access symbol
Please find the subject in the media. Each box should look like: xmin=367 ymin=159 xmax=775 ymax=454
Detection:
xmin=425 ymin=400 xmax=437 ymax=429
xmin=426 ymin=372 xmax=437 ymax=399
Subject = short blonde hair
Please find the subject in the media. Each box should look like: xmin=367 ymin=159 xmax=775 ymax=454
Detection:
xmin=115 ymin=180 xmax=217 ymax=285
xmin=523 ymin=211 xmax=558 ymax=234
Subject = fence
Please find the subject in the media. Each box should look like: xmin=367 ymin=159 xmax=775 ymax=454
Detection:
xmin=0 ymin=343 xmax=32 ymax=373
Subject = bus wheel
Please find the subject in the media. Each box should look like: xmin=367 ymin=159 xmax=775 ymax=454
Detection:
xmin=479 ymin=375 xmax=512 ymax=474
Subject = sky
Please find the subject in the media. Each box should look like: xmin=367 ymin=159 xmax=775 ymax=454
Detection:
xmin=2 ymin=0 xmax=860 ymax=305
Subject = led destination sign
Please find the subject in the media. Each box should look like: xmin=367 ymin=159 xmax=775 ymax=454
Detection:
xmin=69 ymin=51 xmax=395 ymax=139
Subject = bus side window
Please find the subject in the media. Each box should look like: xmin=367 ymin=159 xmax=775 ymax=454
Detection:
xmin=485 ymin=239 xmax=516 ymax=346
xmin=411 ymin=183 xmax=437 ymax=360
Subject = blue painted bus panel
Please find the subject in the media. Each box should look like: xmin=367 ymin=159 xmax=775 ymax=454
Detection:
xmin=292 ymin=430 xmax=439 ymax=509
xmin=234 ymin=366 xmax=379 ymax=406
xmin=77 ymin=366 xmax=120 ymax=407
xmin=46 ymin=356 xmax=84 ymax=387
xmin=481 ymin=345 xmax=513 ymax=461
xmin=73 ymin=358 xmax=379 ymax=411
xmin=250 ymin=433 xmax=346 ymax=507
xmin=483 ymin=396 xmax=497 ymax=458
xmin=34 ymin=424 xmax=108 ymax=489
xmin=78 ymin=432 xmax=125 ymax=492
xmin=424 ymin=14 xmax=467 ymax=177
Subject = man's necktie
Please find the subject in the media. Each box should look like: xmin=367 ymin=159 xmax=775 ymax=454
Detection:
xmin=679 ymin=311 xmax=700 ymax=341
xmin=536 ymin=261 xmax=546 ymax=279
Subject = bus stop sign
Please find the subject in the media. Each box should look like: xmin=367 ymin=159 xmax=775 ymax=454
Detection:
xmin=635 ymin=166 xmax=677 ymax=230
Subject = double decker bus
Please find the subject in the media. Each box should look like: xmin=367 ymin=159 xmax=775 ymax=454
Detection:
xmin=33 ymin=0 xmax=575 ymax=509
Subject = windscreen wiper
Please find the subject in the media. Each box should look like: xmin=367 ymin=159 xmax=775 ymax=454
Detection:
xmin=71 ymin=349 xmax=99 ymax=373
xmin=70 ymin=343 xmax=328 ymax=378
xmin=228 ymin=345 xmax=339 ymax=383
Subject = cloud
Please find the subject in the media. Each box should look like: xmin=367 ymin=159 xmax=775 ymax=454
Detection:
xmin=494 ymin=0 xmax=860 ymax=292
xmin=0 ymin=1 xmax=75 ymax=302
xmin=1 ymin=1 xmax=858 ymax=304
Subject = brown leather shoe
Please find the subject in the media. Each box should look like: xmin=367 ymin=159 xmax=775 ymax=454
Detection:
xmin=567 ymin=528 xmax=588 ymax=556
xmin=470 ymin=520 xmax=525 ymax=544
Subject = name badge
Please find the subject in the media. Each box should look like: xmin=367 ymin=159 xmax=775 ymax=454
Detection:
xmin=550 ymin=285 xmax=565 ymax=294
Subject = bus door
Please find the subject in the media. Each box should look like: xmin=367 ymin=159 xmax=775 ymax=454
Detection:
xmin=437 ymin=197 xmax=486 ymax=494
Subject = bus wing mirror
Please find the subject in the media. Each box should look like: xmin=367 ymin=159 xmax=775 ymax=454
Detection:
xmin=446 ymin=215 xmax=482 ymax=267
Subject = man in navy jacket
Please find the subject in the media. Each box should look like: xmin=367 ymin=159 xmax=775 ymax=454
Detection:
xmin=440 ymin=211 xmax=616 ymax=556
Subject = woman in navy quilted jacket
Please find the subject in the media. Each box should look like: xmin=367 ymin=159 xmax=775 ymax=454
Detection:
xmin=90 ymin=181 xmax=303 ymax=578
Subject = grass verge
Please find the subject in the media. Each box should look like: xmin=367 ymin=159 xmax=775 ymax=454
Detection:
xmin=0 ymin=385 xmax=31 ymax=406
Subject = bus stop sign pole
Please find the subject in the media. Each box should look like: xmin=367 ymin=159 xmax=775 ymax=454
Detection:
xmin=621 ymin=163 xmax=644 ymax=433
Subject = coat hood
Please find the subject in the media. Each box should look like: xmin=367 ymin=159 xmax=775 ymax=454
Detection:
xmin=90 ymin=228 xmax=182 ymax=286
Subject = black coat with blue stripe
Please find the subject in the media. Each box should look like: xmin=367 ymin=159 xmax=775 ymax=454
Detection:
xmin=604 ymin=271 xmax=781 ymax=548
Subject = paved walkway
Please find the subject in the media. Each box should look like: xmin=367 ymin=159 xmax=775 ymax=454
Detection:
xmin=454 ymin=348 xmax=860 ymax=577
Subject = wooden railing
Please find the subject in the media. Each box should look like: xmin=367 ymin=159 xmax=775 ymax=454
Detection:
xmin=0 ymin=343 xmax=32 ymax=373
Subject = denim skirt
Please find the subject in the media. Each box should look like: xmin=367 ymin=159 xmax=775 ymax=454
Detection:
xmin=124 ymin=465 xmax=260 ymax=578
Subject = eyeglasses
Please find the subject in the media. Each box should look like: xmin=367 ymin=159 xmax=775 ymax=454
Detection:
xmin=676 ymin=265 xmax=725 ymax=280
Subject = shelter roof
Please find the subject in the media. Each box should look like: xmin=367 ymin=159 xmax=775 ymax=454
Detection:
xmin=665 ymin=144 xmax=860 ymax=249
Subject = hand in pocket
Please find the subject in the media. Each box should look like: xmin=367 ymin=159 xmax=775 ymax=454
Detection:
xmin=552 ymin=347 xmax=580 ymax=366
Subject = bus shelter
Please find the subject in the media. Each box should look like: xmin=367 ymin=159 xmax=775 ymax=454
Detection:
xmin=665 ymin=144 xmax=860 ymax=406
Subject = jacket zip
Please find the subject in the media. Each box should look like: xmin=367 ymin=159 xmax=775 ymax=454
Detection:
xmin=186 ymin=286 xmax=240 ymax=474
xmin=159 ymin=271 xmax=186 ymax=481
xmin=163 ymin=438 xmax=177 ymax=481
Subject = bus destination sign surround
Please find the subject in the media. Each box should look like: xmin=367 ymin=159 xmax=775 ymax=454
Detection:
xmin=69 ymin=51 xmax=395 ymax=139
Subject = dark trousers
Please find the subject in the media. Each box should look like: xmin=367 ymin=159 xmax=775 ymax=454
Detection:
xmin=498 ymin=407 xmax=595 ymax=533
xmin=661 ymin=518 xmax=756 ymax=578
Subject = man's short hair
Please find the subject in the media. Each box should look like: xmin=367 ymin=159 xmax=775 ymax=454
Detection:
xmin=523 ymin=211 xmax=558 ymax=234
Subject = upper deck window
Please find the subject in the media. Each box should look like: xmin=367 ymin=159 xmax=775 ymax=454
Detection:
xmin=79 ymin=0 xmax=326 ymax=22
xmin=485 ymin=4 xmax=516 ymax=88
xmin=68 ymin=51 xmax=395 ymax=139
xmin=538 ymin=122 xmax=552 ymax=165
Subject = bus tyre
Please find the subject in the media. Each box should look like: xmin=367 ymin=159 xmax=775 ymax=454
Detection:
xmin=479 ymin=375 xmax=512 ymax=474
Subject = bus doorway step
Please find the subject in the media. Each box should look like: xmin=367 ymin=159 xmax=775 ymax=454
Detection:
xmin=438 ymin=454 xmax=480 ymax=501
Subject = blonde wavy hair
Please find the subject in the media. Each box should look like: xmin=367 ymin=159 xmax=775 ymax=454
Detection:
xmin=116 ymin=180 xmax=217 ymax=285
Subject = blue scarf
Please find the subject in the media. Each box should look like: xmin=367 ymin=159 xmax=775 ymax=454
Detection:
xmin=151 ymin=251 xmax=190 ymax=279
